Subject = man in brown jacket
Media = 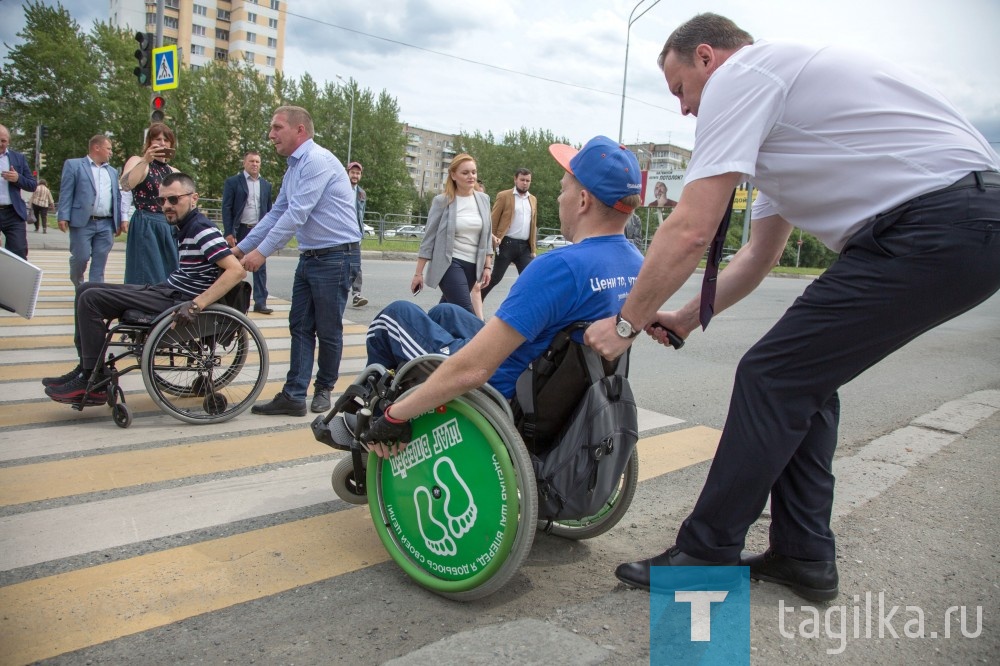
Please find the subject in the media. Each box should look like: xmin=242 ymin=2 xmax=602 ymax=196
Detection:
xmin=481 ymin=168 xmax=537 ymax=301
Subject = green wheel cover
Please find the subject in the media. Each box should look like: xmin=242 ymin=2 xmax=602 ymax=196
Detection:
xmin=368 ymin=397 xmax=520 ymax=593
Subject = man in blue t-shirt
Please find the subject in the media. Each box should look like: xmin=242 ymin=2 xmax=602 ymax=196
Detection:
xmin=42 ymin=172 xmax=246 ymax=406
xmin=356 ymin=135 xmax=644 ymax=452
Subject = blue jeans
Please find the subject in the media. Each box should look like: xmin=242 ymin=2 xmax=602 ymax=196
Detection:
xmin=69 ymin=218 xmax=115 ymax=286
xmin=283 ymin=247 xmax=360 ymax=401
xmin=367 ymin=301 xmax=484 ymax=369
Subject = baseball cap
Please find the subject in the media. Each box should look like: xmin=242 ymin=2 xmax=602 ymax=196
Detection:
xmin=347 ymin=161 xmax=363 ymax=171
xmin=549 ymin=136 xmax=642 ymax=213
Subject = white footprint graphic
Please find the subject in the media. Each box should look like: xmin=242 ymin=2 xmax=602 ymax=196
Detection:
xmin=434 ymin=457 xmax=478 ymax=539
xmin=413 ymin=486 xmax=457 ymax=556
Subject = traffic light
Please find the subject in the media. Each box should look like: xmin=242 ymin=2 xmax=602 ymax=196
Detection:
xmin=38 ymin=153 xmax=46 ymax=170
xmin=151 ymin=96 xmax=166 ymax=123
xmin=133 ymin=32 xmax=154 ymax=87
xmin=39 ymin=125 xmax=49 ymax=140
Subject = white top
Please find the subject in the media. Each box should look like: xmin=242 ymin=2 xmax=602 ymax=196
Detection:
xmin=0 ymin=151 xmax=10 ymax=205
xmin=453 ymin=195 xmax=484 ymax=263
xmin=686 ymin=40 xmax=1000 ymax=251
xmin=507 ymin=190 xmax=532 ymax=240
xmin=240 ymin=170 xmax=260 ymax=227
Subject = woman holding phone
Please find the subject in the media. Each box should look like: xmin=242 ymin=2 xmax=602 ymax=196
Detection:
xmin=411 ymin=153 xmax=493 ymax=314
xmin=120 ymin=123 xmax=180 ymax=285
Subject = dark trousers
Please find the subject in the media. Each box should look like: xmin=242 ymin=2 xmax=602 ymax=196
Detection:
xmin=0 ymin=206 xmax=28 ymax=259
xmin=74 ymin=282 xmax=186 ymax=370
xmin=437 ymin=258 xmax=477 ymax=314
xmin=236 ymin=223 xmax=268 ymax=307
xmin=32 ymin=205 xmax=48 ymax=232
xmin=676 ymin=178 xmax=1000 ymax=563
xmin=481 ymin=236 xmax=533 ymax=300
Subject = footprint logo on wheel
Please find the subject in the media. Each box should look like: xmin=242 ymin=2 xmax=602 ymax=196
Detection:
xmin=413 ymin=486 xmax=457 ymax=556
xmin=433 ymin=457 xmax=478 ymax=539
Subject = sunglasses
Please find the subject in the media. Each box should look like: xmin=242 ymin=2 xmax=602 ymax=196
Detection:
xmin=156 ymin=192 xmax=196 ymax=206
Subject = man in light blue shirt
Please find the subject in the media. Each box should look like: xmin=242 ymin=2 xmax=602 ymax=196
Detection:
xmin=57 ymin=135 xmax=126 ymax=285
xmin=235 ymin=105 xmax=362 ymax=416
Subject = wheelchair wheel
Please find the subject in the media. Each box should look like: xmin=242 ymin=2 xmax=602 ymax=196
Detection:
xmin=368 ymin=387 xmax=538 ymax=601
xmin=331 ymin=456 xmax=369 ymax=505
xmin=111 ymin=403 xmax=132 ymax=429
xmin=141 ymin=305 xmax=269 ymax=424
xmin=539 ymin=449 xmax=639 ymax=540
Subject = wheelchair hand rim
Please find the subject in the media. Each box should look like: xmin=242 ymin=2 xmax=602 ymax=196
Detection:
xmin=367 ymin=397 xmax=521 ymax=593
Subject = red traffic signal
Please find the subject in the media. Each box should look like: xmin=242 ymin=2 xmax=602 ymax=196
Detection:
xmin=151 ymin=96 xmax=166 ymax=123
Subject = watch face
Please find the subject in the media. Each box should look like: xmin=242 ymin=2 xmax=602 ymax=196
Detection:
xmin=616 ymin=319 xmax=633 ymax=338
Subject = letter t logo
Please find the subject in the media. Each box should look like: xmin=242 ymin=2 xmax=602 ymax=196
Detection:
xmin=675 ymin=591 xmax=729 ymax=641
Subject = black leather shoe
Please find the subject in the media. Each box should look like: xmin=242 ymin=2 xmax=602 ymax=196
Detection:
xmin=251 ymin=392 xmax=307 ymax=416
xmin=615 ymin=546 xmax=738 ymax=591
xmin=741 ymin=549 xmax=839 ymax=601
xmin=253 ymin=305 xmax=274 ymax=315
xmin=310 ymin=387 xmax=331 ymax=413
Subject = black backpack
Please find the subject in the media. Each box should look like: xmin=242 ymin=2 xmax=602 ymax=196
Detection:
xmin=512 ymin=324 xmax=639 ymax=522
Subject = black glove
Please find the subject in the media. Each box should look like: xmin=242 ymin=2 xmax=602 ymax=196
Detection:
xmin=363 ymin=409 xmax=412 ymax=445
xmin=173 ymin=300 xmax=200 ymax=326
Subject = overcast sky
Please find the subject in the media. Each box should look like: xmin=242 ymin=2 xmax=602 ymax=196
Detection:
xmin=2 ymin=0 xmax=999 ymax=151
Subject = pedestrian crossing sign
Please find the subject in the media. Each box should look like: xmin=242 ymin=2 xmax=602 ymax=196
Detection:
xmin=152 ymin=45 xmax=178 ymax=91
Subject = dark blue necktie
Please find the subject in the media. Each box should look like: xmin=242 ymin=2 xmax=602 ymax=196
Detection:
xmin=699 ymin=190 xmax=737 ymax=330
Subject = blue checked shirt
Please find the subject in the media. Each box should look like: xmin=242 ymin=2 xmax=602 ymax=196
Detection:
xmin=238 ymin=139 xmax=360 ymax=257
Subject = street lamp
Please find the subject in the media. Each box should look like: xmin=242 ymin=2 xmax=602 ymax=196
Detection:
xmin=618 ymin=0 xmax=662 ymax=143
xmin=336 ymin=74 xmax=354 ymax=163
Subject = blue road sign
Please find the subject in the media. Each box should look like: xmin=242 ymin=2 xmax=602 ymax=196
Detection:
xmin=152 ymin=45 xmax=178 ymax=91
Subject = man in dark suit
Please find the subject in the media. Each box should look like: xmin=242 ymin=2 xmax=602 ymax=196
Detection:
xmin=481 ymin=168 xmax=536 ymax=301
xmin=57 ymin=135 xmax=126 ymax=286
xmin=0 ymin=124 xmax=38 ymax=259
xmin=222 ymin=151 xmax=274 ymax=313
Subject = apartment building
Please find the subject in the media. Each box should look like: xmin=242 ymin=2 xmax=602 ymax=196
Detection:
xmin=109 ymin=0 xmax=287 ymax=85
xmin=625 ymin=141 xmax=692 ymax=172
xmin=403 ymin=124 xmax=457 ymax=195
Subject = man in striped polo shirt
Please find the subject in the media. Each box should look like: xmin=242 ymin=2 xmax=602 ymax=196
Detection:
xmin=43 ymin=172 xmax=247 ymax=405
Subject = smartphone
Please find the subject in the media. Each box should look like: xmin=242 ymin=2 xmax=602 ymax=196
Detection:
xmin=158 ymin=147 xmax=176 ymax=160
xmin=412 ymin=285 xmax=422 ymax=296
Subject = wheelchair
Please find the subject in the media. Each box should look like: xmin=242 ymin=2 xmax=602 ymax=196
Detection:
xmin=312 ymin=325 xmax=639 ymax=601
xmin=68 ymin=283 xmax=270 ymax=428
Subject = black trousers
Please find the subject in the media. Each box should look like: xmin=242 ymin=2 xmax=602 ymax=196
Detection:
xmin=74 ymin=282 xmax=187 ymax=370
xmin=481 ymin=236 xmax=533 ymax=300
xmin=0 ymin=206 xmax=28 ymax=259
xmin=675 ymin=177 xmax=1000 ymax=562
xmin=236 ymin=223 xmax=268 ymax=307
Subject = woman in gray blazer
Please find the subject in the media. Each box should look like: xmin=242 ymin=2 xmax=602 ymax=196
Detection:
xmin=411 ymin=153 xmax=494 ymax=314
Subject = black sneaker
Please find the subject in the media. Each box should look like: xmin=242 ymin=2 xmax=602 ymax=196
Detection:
xmin=310 ymin=387 xmax=331 ymax=413
xmin=42 ymin=364 xmax=82 ymax=388
xmin=251 ymin=392 xmax=307 ymax=416
xmin=351 ymin=294 xmax=368 ymax=308
xmin=45 ymin=374 xmax=108 ymax=405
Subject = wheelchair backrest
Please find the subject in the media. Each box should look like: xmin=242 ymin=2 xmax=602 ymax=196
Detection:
xmin=218 ymin=281 xmax=252 ymax=314
xmin=512 ymin=322 xmax=630 ymax=453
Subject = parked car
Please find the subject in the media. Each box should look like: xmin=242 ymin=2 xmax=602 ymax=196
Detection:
xmin=362 ymin=223 xmax=375 ymax=237
xmin=537 ymin=235 xmax=571 ymax=249
xmin=385 ymin=224 xmax=425 ymax=239
xmin=721 ymin=254 xmax=736 ymax=263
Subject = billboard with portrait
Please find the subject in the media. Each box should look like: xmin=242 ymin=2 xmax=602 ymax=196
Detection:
xmin=641 ymin=170 xmax=686 ymax=208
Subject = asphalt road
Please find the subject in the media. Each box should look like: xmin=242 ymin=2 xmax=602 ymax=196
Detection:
xmin=1 ymin=248 xmax=997 ymax=665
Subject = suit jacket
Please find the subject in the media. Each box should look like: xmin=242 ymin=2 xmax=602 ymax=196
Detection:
xmin=491 ymin=188 xmax=538 ymax=248
xmin=419 ymin=191 xmax=493 ymax=289
xmin=57 ymin=157 xmax=124 ymax=231
xmin=2 ymin=149 xmax=37 ymax=221
xmin=222 ymin=172 xmax=274 ymax=237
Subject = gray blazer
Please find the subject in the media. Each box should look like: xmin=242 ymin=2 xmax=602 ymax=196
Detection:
xmin=419 ymin=191 xmax=493 ymax=289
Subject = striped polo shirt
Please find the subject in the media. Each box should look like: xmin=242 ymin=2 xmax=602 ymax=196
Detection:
xmin=165 ymin=209 xmax=232 ymax=297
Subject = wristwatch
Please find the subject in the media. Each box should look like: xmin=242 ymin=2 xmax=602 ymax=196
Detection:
xmin=615 ymin=312 xmax=640 ymax=339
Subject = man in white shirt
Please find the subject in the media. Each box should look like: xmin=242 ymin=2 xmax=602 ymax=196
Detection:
xmin=223 ymin=151 xmax=274 ymax=313
xmin=587 ymin=13 xmax=1000 ymax=599
xmin=482 ymin=168 xmax=537 ymax=300
xmin=57 ymin=135 xmax=126 ymax=285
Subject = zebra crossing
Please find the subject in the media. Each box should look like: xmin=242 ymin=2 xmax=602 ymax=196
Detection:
xmin=0 ymin=250 xmax=720 ymax=664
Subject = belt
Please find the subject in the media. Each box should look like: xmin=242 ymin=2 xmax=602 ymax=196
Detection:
xmin=942 ymin=171 xmax=1000 ymax=192
xmin=0 ymin=204 xmax=13 ymax=210
xmin=300 ymin=242 xmax=360 ymax=257
xmin=503 ymin=237 xmax=529 ymax=243
xmin=89 ymin=215 xmax=112 ymax=221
